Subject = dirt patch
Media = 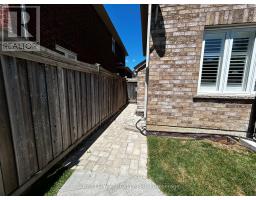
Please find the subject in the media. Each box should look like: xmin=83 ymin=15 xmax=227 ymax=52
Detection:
xmin=204 ymin=139 xmax=249 ymax=154
xmin=206 ymin=136 xmax=236 ymax=144
xmin=180 ymin=140 xmax=187 ymax=144
xmin=158 ymin=133 xmax=250 ymax=153
xmin=150 ymin=132 xmax=252 ymax=153
xmin=177 ymin=167 xmax=189 ymax=183
xmin=235 ymin=186 xmax=246 ymax=196
xmin=148 ymin=131 xmax=239 ymax=142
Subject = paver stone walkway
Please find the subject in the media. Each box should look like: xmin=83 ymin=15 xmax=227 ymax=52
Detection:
xmin=58 ymin=104 xmax=163 ymax=196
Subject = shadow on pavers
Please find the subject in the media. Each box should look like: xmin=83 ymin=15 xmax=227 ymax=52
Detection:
xmin=26 ymin=104 xmax=128 ymax=196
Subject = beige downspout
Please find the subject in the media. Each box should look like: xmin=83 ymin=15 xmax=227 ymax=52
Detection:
xmin=144 ymin=4 xmax=152 ymax=119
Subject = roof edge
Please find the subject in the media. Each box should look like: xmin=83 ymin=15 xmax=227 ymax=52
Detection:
xmin=140 ymin=4 xmax=148 ymax=56
xmin=134 ymin=59 xmax=146 ymax=72
xmin=93 ymin=5 xmax=128 ymax=56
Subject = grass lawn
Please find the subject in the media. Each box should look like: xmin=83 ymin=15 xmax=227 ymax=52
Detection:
xmin=28 ymin=168 xmax=73 ymax=196
xmin=147 ymin=136 xmax=256 ymax=196
xmin=44 ymin=169 xmax=73 ymax=196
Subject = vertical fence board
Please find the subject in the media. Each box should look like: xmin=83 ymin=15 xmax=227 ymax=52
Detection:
xmin=91 ymin=74 xmax=95 ymax=128
xmin=57 ymin=68 xmax=71 ymax=149
xmin=106 ymin=78 xmax=109 ymax=117
xmin=99 ymin=76 xmax=103 ymax=121
xmin=107 ymin=79 xmax=110 ymax=116
xmin=115 ymin=80 xmax=117 ymax=108
xmin=109 ymin=79 xmax=112 ymax=115
xmin=95 ymin=74 xmax=100 ymax=124
xmin=105 ymin=78 xmax=107 ymax=118
xmin=95 ymin=74 xmax=98 ymax=125
xmin=105 ymin=79 xmax=107 ymax=115
xmin=45 ymin=66 xmax=63 ymax=157
xmin=107 ymin=79 xmax=109 ymax=115
xmin=86 ymin=73 xmax=92 ymax=130
xmin=1 ymin=56 xmax=38 ymax=185
xmin=0 ymin=166 xmax=4 ymax=195
xmin=81 ymin=73 xmax=88 ymax=134
xmin=27 ymin=61 xmax=53 ymax=169
xmin=108 ymin=79 xmax=113 ymax=115
xmin=113 ymin=79 xmax=115 ymax=113
xmin=64 ymin=69 xmax=72 ymax=146
xmin=103 ymin=78 xmax=105 ymax=118
xmin=67 ymin=70 xmax=78 ymax=144
xmin=0 ymin=59 xmax=18 ymax=194
xmin=102 ymin=77 xmax=105 ymax=119
xmin=113 ymin=79 xmax=115 ymax=112
xmin=75 ymin=71 xmax=83 ymax=139
xmin=117 ymin=80 xmax=119 ymax=109
xmin=101 ymin=77 xmax=104 ymax=120
xmin=108 ymin=79 xmax=113 ymax=116
xmin=0 ymin=54 xmax=128 ymax=195
xmin=95 ymin=74 xmax=99 ymax=125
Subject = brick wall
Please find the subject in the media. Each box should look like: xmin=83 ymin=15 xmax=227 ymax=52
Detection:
xmin=0 ymin=5 xmax=126 ymax=73
xmin=147 ymin=4 xmax=256 ymax=135
xmin=136 ymin=67 xmax=146 ymax=115
xmin=37 ymin=5 xmax=125 ymax=73
xmin=0 ymin=5 xmax=9 ymax=30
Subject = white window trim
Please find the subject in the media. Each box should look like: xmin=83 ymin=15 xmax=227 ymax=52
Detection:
xmin=247 ymin=36 xmax=256 ymax=93
xmin=197 ymin=27 xmax=256 ymax=96
xmin=55 ymin=44 xmax=77 ymax=60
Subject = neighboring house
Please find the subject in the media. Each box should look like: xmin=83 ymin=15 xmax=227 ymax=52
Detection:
xmin=134 ymin=60 xmax=146 ymax=115
xmin=116 ymin=65 xmax=134 ymax=78
xmin=1 ymin=5 xmax=130 ymax=76
xmin=140 ymin=4 xmax=256 ymax=138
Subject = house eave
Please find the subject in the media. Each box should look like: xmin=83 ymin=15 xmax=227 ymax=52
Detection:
xmin=140 ymin=4 xmax=148 ymax=56
xmin=93 ymin=5 xmax=128 ymax=56
xmin=134 ymin=59 xmax=146 ymax=73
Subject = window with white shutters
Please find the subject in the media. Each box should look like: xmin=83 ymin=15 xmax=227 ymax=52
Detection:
xmin=199 ymin=28 xmax=256 ymax=95
xmin=226 ymin=33 xmax=252 ymax=91
xmin=200 ymin=34 xmax=225 ymax=91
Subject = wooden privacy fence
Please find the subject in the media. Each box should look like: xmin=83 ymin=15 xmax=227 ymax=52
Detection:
xmin=126 ymin=78 xmax=137 ymax=103
xmin=0 ymin=48 xmax=127 ymax=195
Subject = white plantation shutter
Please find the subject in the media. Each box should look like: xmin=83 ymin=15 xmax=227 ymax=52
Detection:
xmin=201 ymin=56 xmax=220 ymax=85
xmin=199 ymin=28 xmax=256 ymax=95
xmin=226 ymin=32 xmax=253 ymax=91
xmin=200 ymin=33 xmax=225 ymax=91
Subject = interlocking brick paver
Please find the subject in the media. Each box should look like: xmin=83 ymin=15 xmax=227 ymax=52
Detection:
xmin=58 ymin=104 xmax=163 ymax=195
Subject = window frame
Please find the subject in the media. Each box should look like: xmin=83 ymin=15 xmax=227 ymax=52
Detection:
xmin=199 ymin=32 xmax=226 ymax=92
xmin=197 ymin=27 xmax=256 ymax=96
xmin=55 ymin=44 xmax=77 ymax=61
xmin=112 ymin=37 xmax=115 ymax=54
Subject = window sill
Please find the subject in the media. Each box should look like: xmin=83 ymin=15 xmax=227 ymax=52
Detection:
xmin=194 ymin=94 xmax=256 ymax=104
xmin=195 ymin=94 xmax=256 ymax=100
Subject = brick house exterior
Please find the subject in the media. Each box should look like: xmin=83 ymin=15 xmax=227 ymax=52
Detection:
xmin=141 ymin=5 xmax=256 ymax=137
xmin=0 ymin=5 xmax=8 ymax=29
xmin=134 ymin=60 xmax=146 ymax=115
xmin=0 ymin=5 xmax=131 ymax=76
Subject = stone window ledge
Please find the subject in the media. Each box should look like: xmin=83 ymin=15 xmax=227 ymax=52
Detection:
xmin=194 ymin=94 xmax=256 ymax=100
xmin=193 ymin=94 xmax=256 ymax=104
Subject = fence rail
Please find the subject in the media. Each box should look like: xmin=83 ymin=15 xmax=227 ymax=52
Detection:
xmin=0 ymin=48 xmax=127 ymax=195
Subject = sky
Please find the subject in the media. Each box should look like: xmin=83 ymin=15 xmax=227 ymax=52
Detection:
xmin=104 ymin=4 xmax=145 ymax=70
